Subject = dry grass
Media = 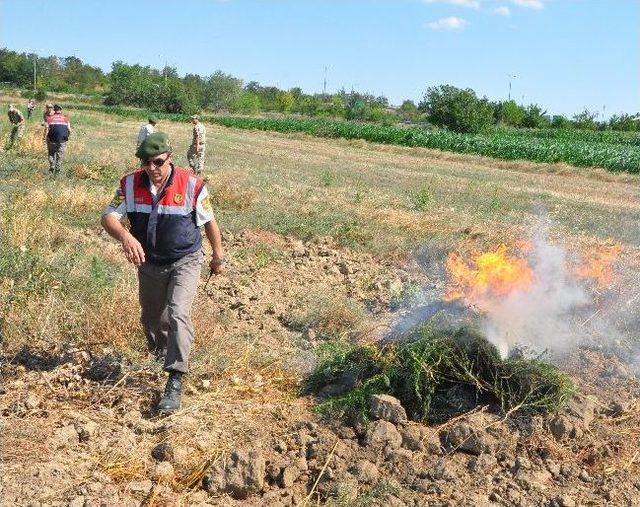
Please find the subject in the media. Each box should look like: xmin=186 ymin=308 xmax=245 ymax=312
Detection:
xmin=2 ymin=92 xmax=640 ymax=504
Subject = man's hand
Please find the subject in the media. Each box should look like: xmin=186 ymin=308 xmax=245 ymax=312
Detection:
xmin=121 ymin=232 xmax=146 ymax=266
xmin=209 ymin=257 xmax=226 ymax=275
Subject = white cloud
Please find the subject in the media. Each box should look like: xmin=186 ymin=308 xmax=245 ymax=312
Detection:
xmin=423 ymin=0 xmax=481 ymax=8
xmin=427 ymin=16 xmax=470 ymax=30
xmin=494 ymin=6 xmax=511 ymax=16
xmin=510 ymin=0 xmax=544 ymax=9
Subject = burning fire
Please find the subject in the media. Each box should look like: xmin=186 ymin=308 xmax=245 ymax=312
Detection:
xmin=574 ymin=244 xmax=621 ymax=288
xmin=445 ymin=244 xmax=534 ymax=305
xmin=445 ymin=242 xmax=620 ymax=307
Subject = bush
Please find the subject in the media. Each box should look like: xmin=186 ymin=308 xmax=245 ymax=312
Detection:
xmin=495 ymin=100 xmax=525 ymax=127
xmin=399 ymin=100 xmax=420 ymax=122
xmin=35 ymin=88 xmax=47 ymax=101
xmin=275 ymin=91 xmax=295 ymax=113
xmin=573 ymin=108 xmax=600 ymax=130
xmin=231 ymin=92 xmax=261 ymax=115
xmin=608 ymin=113 xmax=640 ymax=132
xmin=551 ymin=115 xmax=572 ymax=129
xmin=522 ymin=104 xmax=550 ymax=129
xmin=419 ymin=85 xmax=494 ymax=134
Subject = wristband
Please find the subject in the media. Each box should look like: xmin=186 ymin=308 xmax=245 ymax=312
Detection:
xmin=211 ymin=257 xmax=226 ymax=266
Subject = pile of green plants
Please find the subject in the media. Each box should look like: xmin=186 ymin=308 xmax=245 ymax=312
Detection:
xmin=305 ymin=325 xmax=575 ymax=423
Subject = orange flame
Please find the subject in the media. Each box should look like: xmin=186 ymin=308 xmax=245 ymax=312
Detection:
xmin=445 ymin=244 xmax=535 ymax=304
xmin=575 ymin=245 xmax=621 ymax=288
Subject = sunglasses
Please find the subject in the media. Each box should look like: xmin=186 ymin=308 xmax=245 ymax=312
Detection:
xmin=147 ymin=154 xmax=170 ymax=168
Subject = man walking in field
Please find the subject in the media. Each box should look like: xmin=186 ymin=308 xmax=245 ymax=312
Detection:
xmin=101 ymin=132 xmax=225 ymax=412
xmin=137 ymin=116 xmax=158 ymax=149
xmin=6 ymin=105 xmax=25 ymax=150
xmin=27 ymin=99 xmax=35 ymax=119
xmin=43 ymin=104 xmax=71 ymax=175
xmin=42 ymin=103 xmax=53 ymax=125
xmin=187 ymin=115 xmax=206 ymax=174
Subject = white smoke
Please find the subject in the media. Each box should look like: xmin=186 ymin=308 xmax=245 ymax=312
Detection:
xmin=481 ymin=230 xmax=591 ymax=358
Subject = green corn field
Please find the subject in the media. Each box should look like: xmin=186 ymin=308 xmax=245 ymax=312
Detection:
xmin=64 ymin=103 xmax=640 ymax=173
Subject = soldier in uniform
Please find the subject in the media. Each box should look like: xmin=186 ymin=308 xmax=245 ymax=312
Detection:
xmin=27 ymin=99 xmax=36 ymax=119
xmin=187 ymin=115 xmax=206 ymax=174
xmin=42 ymin=103 xmax=54 ymax=125
xmin=6 ymin=105 xmax=25 ymax=150
xmin=101 ymin=132 xmax=225 ymax=412
xmin=43 ymin=104 xmax=71 ymax=175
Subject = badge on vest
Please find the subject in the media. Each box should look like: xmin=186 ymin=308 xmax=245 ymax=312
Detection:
xmin=174 ymin=193 xmax=184 ymax=204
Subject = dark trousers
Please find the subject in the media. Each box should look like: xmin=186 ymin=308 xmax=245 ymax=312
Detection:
xmin=47 ymin=141 xmax=66 ymax=174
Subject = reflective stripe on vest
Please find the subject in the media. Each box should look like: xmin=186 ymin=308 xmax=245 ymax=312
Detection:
xmin=124 ymin=172 xmax=197 ymax=214
xmin=120 ymin=167 xmax=204 ymax=265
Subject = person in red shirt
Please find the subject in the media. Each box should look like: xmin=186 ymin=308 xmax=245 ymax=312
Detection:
xmin=43 ymin=104 xmax=71 ymax=175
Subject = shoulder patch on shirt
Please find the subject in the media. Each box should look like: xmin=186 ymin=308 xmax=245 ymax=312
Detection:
xmin=109 ymin=193 xmax=124 ymax=208
xmin=201 ymin=194 xmax=212 ymax=211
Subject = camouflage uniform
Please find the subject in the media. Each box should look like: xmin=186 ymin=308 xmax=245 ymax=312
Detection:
xmin=7 ymin=108 xmax=25 ymax=149
xmin=187 ymin=122 xmax=206 ymax=174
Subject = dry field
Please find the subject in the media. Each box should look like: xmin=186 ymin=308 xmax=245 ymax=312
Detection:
xmin=2 ymin=95 xmax=640 ymax=506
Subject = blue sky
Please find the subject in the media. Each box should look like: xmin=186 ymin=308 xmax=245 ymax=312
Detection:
xmin=1 ymin=0 xmax=638 ymax=117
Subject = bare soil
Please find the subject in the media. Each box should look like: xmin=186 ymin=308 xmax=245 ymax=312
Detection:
xmin=2 ymin=99 xmax=640 ymax=506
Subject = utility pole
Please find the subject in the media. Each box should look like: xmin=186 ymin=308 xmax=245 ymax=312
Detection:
xmin=508 ymin=74 xmax=517 ymax=101
xmin=323 ymin=66 xmax=327 ymax=96
xmin=33 ymin=54 xmax=37 ymax=91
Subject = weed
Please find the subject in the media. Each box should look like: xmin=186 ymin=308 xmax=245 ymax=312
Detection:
xmin=410 ymin=185 xmax=433 ymax=211
xmin=489 ymin=187 xmax=502 ymax=211
xmin=253 ymin=243 xmax=282 ymax=269
xmin=320 ymin=170 xmax=336 ymax=187
xmin=325 ymin=481 xmax=401 ymax=507
xmin=334 ymin=220 xmax=372 ymax=249
xmin=287 ymin=292 xmax=368 ymax=341
xmin=306 ymin=325 xmax=575 ymax=423
xmin=88 ymin=256 xmax=118 ymax=292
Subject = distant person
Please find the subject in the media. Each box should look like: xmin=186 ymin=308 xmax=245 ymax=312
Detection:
xmin=187 ymin=115 xmax=206 ymax=174
xmin=43 ymin=104 xmax=71 ymax=175
xmin=101 ymin=132 xmax=225 ymax=412
xmin=42 ymin=103 xmax=54 ymax=125
xmin=26 ymin=99 xmax=35 ymax=119
xmin=6 ymin=104 xmax=25 ymax=150
xmin=137 ymin=116 xmax=158 ymax=149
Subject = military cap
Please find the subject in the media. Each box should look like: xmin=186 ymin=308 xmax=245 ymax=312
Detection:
xmin=53 ymin=104 xmax=62 ymax=111
xmin=136 ymin=132 xmax=172 ymax=161
xmin=191 ymin=114 xmax=200 ymax=120
xmin=148 ymin=116 xmax=158 ymax=124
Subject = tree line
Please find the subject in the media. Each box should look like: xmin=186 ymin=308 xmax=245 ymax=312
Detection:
xmin=1 ymin=48 xmax=638 ymax=134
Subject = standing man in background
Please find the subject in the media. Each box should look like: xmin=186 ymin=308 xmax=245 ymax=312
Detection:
xmin=43 ymin=104 xmax=71 ymax=175
xmin=137 ymin=116 xmax=158 ymax=149
xmin=6 ymin=105 xmax=25 ymax=150
xmin=27 ymin=99 xmax=36 ymax=119
xmin=187 ymin=115 xmax=206 ymax=174
xmin=42 ymin=103 xmax=53 ymax=125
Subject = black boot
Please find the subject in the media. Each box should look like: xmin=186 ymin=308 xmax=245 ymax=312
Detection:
xmin=157 ymin=371 xmax=183 ymax=412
